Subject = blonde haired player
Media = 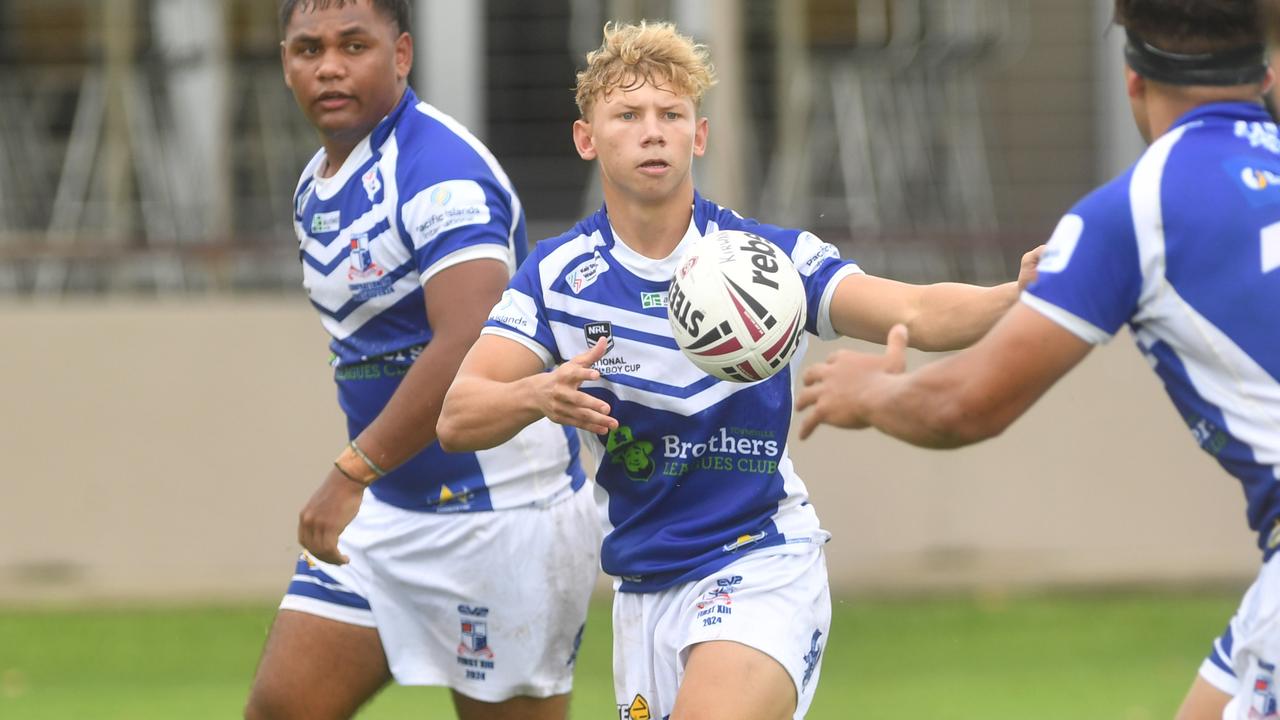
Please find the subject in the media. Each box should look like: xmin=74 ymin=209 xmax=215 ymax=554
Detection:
xmin=439 ymin=20 xmax=1040 ymax=719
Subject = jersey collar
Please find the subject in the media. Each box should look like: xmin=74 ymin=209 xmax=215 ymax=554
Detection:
xmin=369 ymin=87 xmax=416 ymax=149
xmin=310 ymin=88 xmax=416 ymax=201
xmin=1172 ymin=100 xmax=1272 ymax=132
xmin=604 ymin=200 xmax=704 ymax=282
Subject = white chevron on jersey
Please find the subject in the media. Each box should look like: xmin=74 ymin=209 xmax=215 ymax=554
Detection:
xmin=483 ymin=194 xmax=859 ymax=590
xmin=291 ymin=88 xmax=582 ymax=514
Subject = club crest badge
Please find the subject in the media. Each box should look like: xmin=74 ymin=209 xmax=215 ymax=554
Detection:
xmin=347 ymin=233 xmax=383 ymax=280
xmin=362 ymin=166 xmax=382 ymax=202
xmin=455 ymin=604 xmax=496 ymax=681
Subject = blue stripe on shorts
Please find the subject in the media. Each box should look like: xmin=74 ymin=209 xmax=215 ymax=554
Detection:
xmin=1209 ymin=623 xmax=1236 ymax=677
xmin=285 ymin=556 xmax=371 ymax=611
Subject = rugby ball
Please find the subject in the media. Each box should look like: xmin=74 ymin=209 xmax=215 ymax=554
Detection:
xmin=668 ymin=230 xmax=807 ymax=382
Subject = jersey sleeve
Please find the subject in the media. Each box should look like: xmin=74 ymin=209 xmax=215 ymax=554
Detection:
xmin=790 ymin=231 xmax=864 ymax=340
xmin=400 ymin=171 xmax=516 ymax=286
xmin=1022 ymin=172 xmax=1143 ymax=344
xmin=481 ymin=246 xmax=560 ymax=369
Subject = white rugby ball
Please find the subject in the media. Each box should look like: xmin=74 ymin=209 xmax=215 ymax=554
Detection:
xmin=668 ymin=230 xmax=807 ymax=382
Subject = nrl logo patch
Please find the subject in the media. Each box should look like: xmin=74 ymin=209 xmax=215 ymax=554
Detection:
xmin=584 ymin=321 xmax=614 ymax=353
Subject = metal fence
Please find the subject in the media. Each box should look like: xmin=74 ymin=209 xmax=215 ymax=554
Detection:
xmin=0 ymin=0 xmax=1068 ymax=295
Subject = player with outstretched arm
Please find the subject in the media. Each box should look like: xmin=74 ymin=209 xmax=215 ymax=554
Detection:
xmin=796 ymin=1 xmax=1279 ymax=718
xmin=437 ymin=20 xmax=1040 ymax=720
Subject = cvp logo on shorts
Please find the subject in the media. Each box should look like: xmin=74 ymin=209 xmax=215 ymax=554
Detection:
xmin=456 ymin=604 xmax=495 ymax=681
xmin=696 ymin=574 xmax=742 ymax=628
xmin=696 ymin=574 xmax=742 ymax=610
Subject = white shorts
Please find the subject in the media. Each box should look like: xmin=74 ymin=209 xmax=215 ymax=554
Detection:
xmin=1199 ymin=555 xmax=1280 ymax=718
xmin=280 ymin=484 xmax=601 ymax=702
xmin=611 ymin=546 xmax=831 ymax=720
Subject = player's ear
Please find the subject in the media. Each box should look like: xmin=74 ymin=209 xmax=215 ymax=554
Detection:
xmin=280 ymin=42 xmax=292 ymax=89
xmin=573 ymin=118 xmax=598 ymax=161
xmin=395 ymin=32 xmax=413 ymax=82
xmin=692 ymin=116 xmax=709 ymax=158
xmin=1125 ymin=66 xmax=1144 ymax=100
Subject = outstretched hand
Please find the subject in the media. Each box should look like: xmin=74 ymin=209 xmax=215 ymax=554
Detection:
xmin=795 ymin=324 xmax=909 ymax=439
xmin=297 ymin=467 xmax=365 ymax=565
xmin=1017 ymin=244 xmax=1047 ymax=291
xmin=535 ymin=337 xmax=619 ymax=435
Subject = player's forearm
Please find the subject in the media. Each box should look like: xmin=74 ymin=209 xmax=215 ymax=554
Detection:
xmin=350 ymin=336 xmax=474 ymax=474
xmin=907 ymin=281 xmax=1019 ymax=352
xmin=863 ymin=358 xmax=1016 ymax=448
xmin=437 ymin=374 xmax=546 ymax=452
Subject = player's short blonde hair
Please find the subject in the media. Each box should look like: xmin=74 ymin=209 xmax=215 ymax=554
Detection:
xmin=574 ymin=20 xmax=718 ymax=119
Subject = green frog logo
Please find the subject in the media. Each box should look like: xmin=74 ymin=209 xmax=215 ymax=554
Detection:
xmin=605 ymin=426 xmax=655 ymax=482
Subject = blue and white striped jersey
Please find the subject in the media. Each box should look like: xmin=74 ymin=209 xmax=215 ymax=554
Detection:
xmin=1025 ymin=102 xmax=1280 ymax=557
xmin=294 ymin=88 xmax=584 ymax=513
xmin=482 ymin=194 xmax=861 ymax=591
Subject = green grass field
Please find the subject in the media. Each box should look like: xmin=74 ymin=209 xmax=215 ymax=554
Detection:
xmin=0 ymin=589 xmax=1239 ymax=719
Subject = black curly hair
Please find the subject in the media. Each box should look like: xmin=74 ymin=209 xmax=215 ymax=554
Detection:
xmin=1114 ymin=0 xmax=1263 ymax=54
xmin=279 ymin=0 xmax=411 ymax=36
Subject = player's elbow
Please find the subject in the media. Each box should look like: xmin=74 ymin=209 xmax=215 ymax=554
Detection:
xmin=435 ymin=411 xmax=472 ymax=453
xmin=435 ymin=395 xmax=471 ymax=452
xmin=919 ymin=393 xmax=1010 ymax=448
xmin=905 ymin=321 xmax=983 ymax=354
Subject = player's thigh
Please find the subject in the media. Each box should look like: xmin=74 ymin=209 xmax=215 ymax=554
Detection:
xmin=245 ymin=609 xmax=391 ymax=720
xmin=1175 ymin=675 xmax=1231 ymax=720
xmin=451 ymin=690 xmax=570 ymax=720
xmin=671 ymin=640 xmax=796 ymax=720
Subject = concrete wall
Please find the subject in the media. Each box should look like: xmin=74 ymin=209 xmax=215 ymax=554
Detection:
xmin=0 ymin=300 xmax=1258 ymax=605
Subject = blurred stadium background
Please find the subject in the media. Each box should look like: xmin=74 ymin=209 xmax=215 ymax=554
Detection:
xmin=0 ymin=0 xmax=1261 ymax=717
